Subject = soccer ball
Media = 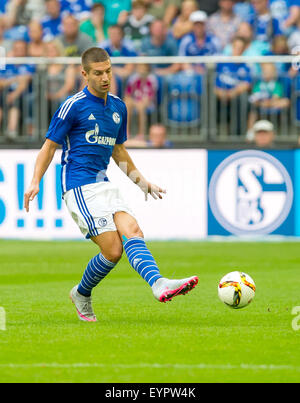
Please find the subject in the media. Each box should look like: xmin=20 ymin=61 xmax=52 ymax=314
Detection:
xmin=218 ymin=271 xmax=256 ymax=309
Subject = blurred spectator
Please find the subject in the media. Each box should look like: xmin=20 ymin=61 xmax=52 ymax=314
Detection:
xmin=100 ymin=24 xmax=136 ymax=78
xmin=248 ymin=62 xmax=290 ymax=130
xmin=60 ymin=0 xmax=92 ymax=21
xmin=124 ymin=63 xmax=158 ymax=139
xmin=58 ymin=13 xmax=94 ymax=56
xmin=46 ymin=39 xmax=77 ymax=115
xmin=25 ymin=0 xmax=45 ymax=20
xmin=140 ymin=19 xmax=180 ymax=76
xmin=143 ymin=0 xmax=182 ymax=27
xmin=234 ymin=0 xmax=255 ymax=22
xmin=0 ymin=16 xmax=12 ymax=53
xmin=0 ymin=40 xmax=35 ymax=140
xmin=248 ymin=0 xmax=281 ymax=43
xmin=215 ymin=36 xmax=252 ymax=135
xmin=41 ymin=0 xmax=63 ymax=41
xmin=269 ymin=35 xmax=291 ymax=76
xmin=233 ymin=21 xmax=270 ymax=55
xmin=172 ymin=0 xmax=198 ymax=41
xmin=0 ymin=67 xmax=16 ymax=135
xmin=5 ymin=1 xmax=45 ymax=41
xmin=215 ymin=36 xmax=252 ymax=101
xmin=95 ymin=0 xmax=132 ymax=28
xmin=148 ymin=123 xmax=172 ymax=148
xmin=223 ymin=22 xmax=270 ymax=77
xmin=125 ymin=123 xmax=172 ymax=148
xmin=80 ymin=3 xmax=107 ymax=43
xmin=288 ymin=15 xmax=300 ymax=51
xmin=28 ymin=20 xmax=47 ymax=57
xmin=247 ymin=119 xmax=275 ymax=147
xmin=249 ymin=63 xmax=290 ymax=106
xmin=6 ymin=0 xmax=33 ymax=28
xmin=179 ymin=11 xmax=220 ymax=74
xmin=207 ymin=0 xmax=241 ymax=50
xmin=122 ymin=0 xmax=154 ymax=53
xmin=269 ymin=0 xmax=300 ymax=36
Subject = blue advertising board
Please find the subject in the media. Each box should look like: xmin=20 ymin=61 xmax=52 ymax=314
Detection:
xmin=208 ymin=150 xmax=295 ymax=236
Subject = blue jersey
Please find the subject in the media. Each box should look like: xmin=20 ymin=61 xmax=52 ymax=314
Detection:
xmin=41 ymin=16 xmax=62 ymax=40
xmin=0 ymin=0 xmax=8 ymax=14
xmin=0 ymin=64 xmax=35 ymax=92
xmin=215 ymin=63 xmax=252 ymax=90
xmin=248 ymin=13 xmax=281 ymax=42
xmin=46 ymin=87 xmax=128 ymax=193
xmin=60 ymin=0 xmax=92 ymax=20
xmin=179 ymin=32 xmax=220 ymax=56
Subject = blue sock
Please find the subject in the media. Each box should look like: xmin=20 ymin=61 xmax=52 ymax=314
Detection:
xmin=123 ymin=237 xmax=162 ymax=286
xmin=77 ymin=253 xmax=116 ymax=297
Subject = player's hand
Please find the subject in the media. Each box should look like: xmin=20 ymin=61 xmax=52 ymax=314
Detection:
xmin=138 ymin=180 xmax=166 ymax=201
xmin=24 ymin=183 xmax=39 ymax=212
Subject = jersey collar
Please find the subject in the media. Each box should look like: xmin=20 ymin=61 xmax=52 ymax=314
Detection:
xmin=83 ymin=86 xmax=110 ymax=106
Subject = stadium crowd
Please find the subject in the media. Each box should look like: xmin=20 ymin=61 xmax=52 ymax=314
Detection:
xmin=0 ymin=0 xmax=299 ymax=144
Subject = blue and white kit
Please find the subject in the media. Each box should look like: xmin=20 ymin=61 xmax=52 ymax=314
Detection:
xmin=46 ymin=86 xmax=134 ymax=238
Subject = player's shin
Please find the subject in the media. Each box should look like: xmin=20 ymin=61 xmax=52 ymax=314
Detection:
xmin=77 ymin=253 xmax=116 ymax=296
xmin=122 ymin=236 xmax=162 ymax=286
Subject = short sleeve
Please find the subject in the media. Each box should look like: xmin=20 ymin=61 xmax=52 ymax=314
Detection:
xmin=116 ymin=102 xmax=128 ymax=144
xmin=45 ymin=99 xmax=76 ymax=145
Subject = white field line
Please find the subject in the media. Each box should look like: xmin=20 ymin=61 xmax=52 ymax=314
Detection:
xmin=0 ymin=363 xmax=299 ymax=371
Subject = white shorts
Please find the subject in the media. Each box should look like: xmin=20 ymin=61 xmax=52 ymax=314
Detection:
xmin=64 ymin=182 xmax=135 ymax=239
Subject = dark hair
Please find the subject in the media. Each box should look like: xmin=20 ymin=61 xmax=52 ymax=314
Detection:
xmin=81 ymin=47 xmax=110 ymax=72
xmin=232 ymin=36 xmax=248 ymax=46
xmin=91 ymin=3 xmax=104 ymax=11
xmin=132 ymin=0 xmax=147 ymax=9
xmin=109 ymin=24 xmax=124 ymax=34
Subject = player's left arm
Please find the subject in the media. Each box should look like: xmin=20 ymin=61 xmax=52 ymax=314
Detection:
xmin=112 ymin=143 xmax=166 ymax=201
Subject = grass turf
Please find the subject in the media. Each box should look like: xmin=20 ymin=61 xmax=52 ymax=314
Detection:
xmin=0 ymin=240 xmax=299 ymax=383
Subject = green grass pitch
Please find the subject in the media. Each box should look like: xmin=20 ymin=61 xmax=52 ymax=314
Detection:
xmin=0 ymin=240 xmax=299 ymax=383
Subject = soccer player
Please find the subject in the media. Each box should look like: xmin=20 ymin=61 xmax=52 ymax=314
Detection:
xmin=24 ymin=48 xmax=198 ymax=322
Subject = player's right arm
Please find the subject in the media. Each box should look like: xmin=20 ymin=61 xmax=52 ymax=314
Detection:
xmin=24 ymin=139 xmax=58 ymax=212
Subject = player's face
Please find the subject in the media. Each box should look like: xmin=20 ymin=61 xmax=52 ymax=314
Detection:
xmin=83 ymin=60 xmax=112 ymax=96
